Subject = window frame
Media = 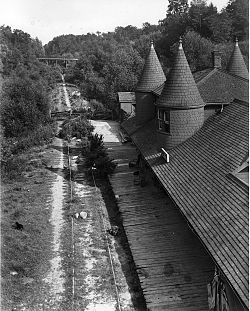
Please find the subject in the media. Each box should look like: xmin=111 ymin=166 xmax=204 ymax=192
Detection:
xmin=158 ymin=109 xmax=170 ymax=134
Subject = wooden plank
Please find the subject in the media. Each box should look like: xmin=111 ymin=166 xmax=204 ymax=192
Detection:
xmin=107 ymin=141 xmax=214 ymax=311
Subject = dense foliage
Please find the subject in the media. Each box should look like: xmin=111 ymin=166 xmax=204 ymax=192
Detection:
xmin=44 ymin=0 xmax=248 ymax=113
xmin=0 ymin=26 xmax=61 ymax=177
xmin=0 ymin=26 xmax=61 ymax=139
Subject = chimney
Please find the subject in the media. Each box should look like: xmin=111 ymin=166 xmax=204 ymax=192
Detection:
xmin=212 ymin=51 xmax=222 ymax=69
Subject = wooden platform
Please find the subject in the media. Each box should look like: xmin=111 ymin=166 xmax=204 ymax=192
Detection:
xmin=107 ymin=141 xmax=214 ymax=311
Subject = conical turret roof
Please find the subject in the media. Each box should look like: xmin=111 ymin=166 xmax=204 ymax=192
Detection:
xmin=136 ymin=42 xmax=166 ymax=92
xmin=227 ymin=39 xmax=248 ymax=80
xmin=157 ymin=39 xmax=204 ymax=108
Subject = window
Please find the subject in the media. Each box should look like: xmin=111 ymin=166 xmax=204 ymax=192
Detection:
xmin=158 ymin=109 xmax=170 ymax=133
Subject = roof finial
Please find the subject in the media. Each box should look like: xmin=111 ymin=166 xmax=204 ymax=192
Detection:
xmin=235 ymin=37 xmax=238 ymax=47
xmin=179 ymin=37 xmax=183 ymax=50
xmin=150 ymin=40 xmax=154 ymax=48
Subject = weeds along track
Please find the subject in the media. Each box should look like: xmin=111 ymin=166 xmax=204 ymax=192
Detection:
xmin=55 ymin=80 xmax=122 ymax=310
xmin=53 ymin=82 xmax=140 ymax=310
xmin=66 ymin=140 xmax=123 ymax=311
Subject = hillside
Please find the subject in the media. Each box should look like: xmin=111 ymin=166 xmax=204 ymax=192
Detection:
xmin=43 ymin=0 xmax=249 ymax=111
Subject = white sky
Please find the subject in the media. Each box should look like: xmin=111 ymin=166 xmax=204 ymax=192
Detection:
xmin=1 ymin=0 xmax=229 ymax=45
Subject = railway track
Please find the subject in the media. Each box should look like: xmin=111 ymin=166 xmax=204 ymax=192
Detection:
xmin=66 ymin=142 xmax=122 ymax=311
xmin=53 ymin=80 xmax=135 ymax=310
xmin=62 ymin=123 xmax=123 ymax=311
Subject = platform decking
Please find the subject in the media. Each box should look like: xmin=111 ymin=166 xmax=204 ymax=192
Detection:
xmin=107 ymin=141 xmax=214 ymax=311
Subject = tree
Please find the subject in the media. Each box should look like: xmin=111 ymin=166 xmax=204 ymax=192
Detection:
xmin=177 ymin=31 xmax=214 ymax=71
xmin=207 ymin=11 xmax=233 ymax=42
xmin=226 ymin=0 xmax=249 ymax=40
xmin=158 ymin=13 xmax=189 ymax=58
xmin=167 ymin=0 xmax=189 ymax=15
xmin=0 ymin=26 xmax=59 ymax=141
xmin=188 ymin=0 xmax=218 ymax=38
xmin=114 ymin=25 xmax=141 ymax=42
xmin=142 ymin=23 xmax=159 ymax=35
xmin=101 ymin=46 xmax=143 ymax=109
xmin=1 ymin=73 xmax=51 ymax=138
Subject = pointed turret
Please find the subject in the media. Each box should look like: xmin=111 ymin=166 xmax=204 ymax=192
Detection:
xmin=135 ymin=42 xmax=166 ymax=125
xmin=157 ymin=39 xmax=204 ymax=108
xmin=136 ymin=41 xmax=166 ymax=92
xmin=156 ymin=39 xmax=204 ymax=150
xmin=227 ymin=38 xmax=248 ymax=79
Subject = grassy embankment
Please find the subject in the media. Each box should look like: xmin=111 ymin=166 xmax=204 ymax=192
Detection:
xmin=1 ymin=85 xmax=68 ymax=310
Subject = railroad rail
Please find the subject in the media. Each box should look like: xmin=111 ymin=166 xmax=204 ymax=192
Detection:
xmin=64 ymin=126 xmax=122 ymax=311
xmin=54 ymin=76 xmax=122 ymax=309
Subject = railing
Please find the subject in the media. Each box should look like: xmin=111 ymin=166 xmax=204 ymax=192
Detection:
xmin=38 ymin=57 xmax=78 ymax=61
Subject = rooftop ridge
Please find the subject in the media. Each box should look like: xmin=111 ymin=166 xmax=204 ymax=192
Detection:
xmin=157 ymin=40 xmax=204 ymax=108
xmin=218 ymin=68 xmax=249 ymax=82
xmin=227 ymin=39 xmax=249 ymax=80
xmin=196 ymin=68 xmax=218 ymax=86
xmin=136 ymin=43 xmax=166 ymax=92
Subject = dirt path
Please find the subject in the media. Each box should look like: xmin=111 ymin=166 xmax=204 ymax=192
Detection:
xmin=61 ymin=75 xmax=71 ymax=109
xmin=62 ymin=84 xmax=71 ymax=109
xmin=43 ymin=137 xmax=66 ymax=305
xmin=1 ymin=135 xmax=72 ymax=311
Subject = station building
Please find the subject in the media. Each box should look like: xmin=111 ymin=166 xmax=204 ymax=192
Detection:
xmin=120 ymin=39 xmax=249 ymax=310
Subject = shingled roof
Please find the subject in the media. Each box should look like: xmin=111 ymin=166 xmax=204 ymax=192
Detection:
xmin=121 ymin=115 xmax=139 ymax=136
xmin=157 ymin=39 xmax=204 ymax=108
xmin=152 ymin=68 xmax=249 ymax=104
xmin=136 ymin=42 xmax=166 ymax=92
xmin=195 ymin=68 xmax=249 ymax=103
xmin=227 ymin=39 xmax=249 ymax=80
xmin=123 ymin=100 xmax=249 ymax=308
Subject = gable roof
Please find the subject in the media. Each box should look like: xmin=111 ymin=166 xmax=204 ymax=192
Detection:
xmin=157 ymin=40 xmax=204 ymax=108
xmin=118 ymin=92 xmax=135 ymax=104
xmin=227 ymin=39 xmax=249 ymax=80
xmin=122 ymin=100 xmax=249 ymax=307
xmin=136 ymin=42 xmax=166 ymax=92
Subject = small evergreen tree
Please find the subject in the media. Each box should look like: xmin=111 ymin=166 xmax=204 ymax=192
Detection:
xmin=84 ymin=134 xmax=117 ymax=177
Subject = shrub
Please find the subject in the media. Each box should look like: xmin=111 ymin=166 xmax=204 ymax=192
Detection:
xmin=1 ymin=75 xmax=51 ymax=138
xmin=58 ymin=116 xmax=94 ymax=140
xmin=1 ymin=155 xmax=27 ymax=180
xmin=89 ymin=99 xmax=112 ymax=120
xmin=1 ymin=123 xmax=56 ymax=179
xmin=89 ymin=99 xmax=105 ymax=113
